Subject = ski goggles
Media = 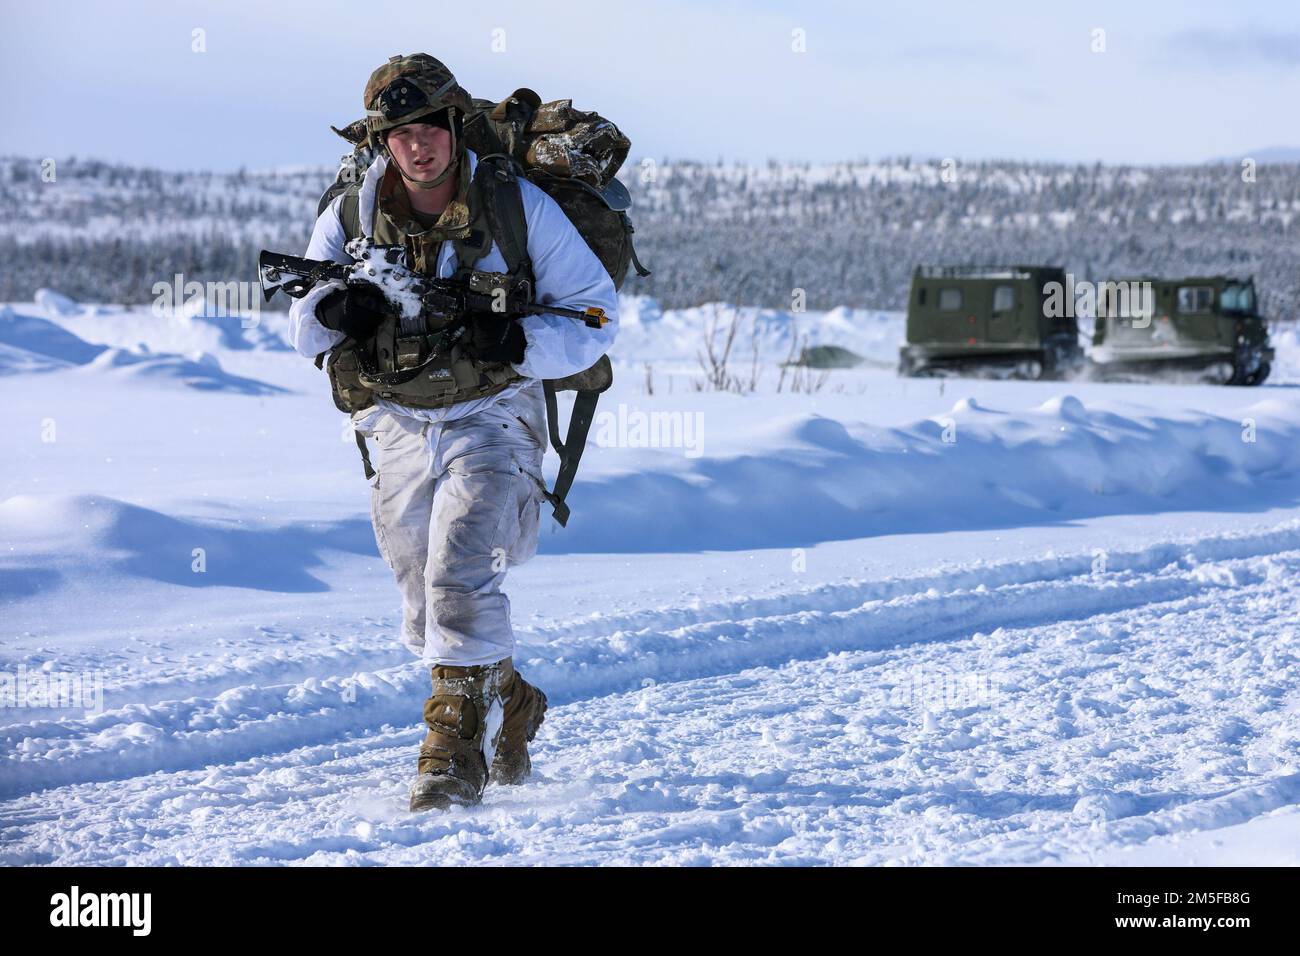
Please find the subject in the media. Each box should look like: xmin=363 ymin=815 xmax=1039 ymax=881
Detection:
xmin=368 ymin=75 xmax=458 ymax=124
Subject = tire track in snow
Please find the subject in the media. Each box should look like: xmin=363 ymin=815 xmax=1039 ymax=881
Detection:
xmin=516 ymin=520 xmax=1300 ymax=644
xmin=3 ymin=536 xmax=1294 ymax=800
xmin=0 ymin=641 xmax=415 ymax=727
xmin=10 ymin=519 xmax=1291 ymax=733
xmin=8 ymin=571 xmax=1297 ymax=867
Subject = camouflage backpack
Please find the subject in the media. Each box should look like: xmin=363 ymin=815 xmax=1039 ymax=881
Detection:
xmin=321 ymin=87 xmax=650 ymax=291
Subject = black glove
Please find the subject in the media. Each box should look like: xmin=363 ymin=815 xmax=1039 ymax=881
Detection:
xmin=315 ymin=284 xmax=390 ymax=340
xmin=464 ymin=312 xmax=527 ymax=364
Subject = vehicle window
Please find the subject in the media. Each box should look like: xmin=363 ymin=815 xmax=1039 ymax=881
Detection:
xmin=992 ymin=286 xmax=1014 ymax=312
xmin=917 ymin=287 xmax=927 ymax=306
xmin=1177 ymin=286 xmax=1213 ymax=313
xmin=938 ymin=288 xmax=962 ymax=311
xmin=1220 ymin=283 xmax=1255 ymax=314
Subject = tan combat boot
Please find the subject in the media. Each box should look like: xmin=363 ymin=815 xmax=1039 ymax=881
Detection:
xmin=408 ymin=661 xmax=508 ymax=812
xmin=490 ymin=665 xmax=548 ymax=786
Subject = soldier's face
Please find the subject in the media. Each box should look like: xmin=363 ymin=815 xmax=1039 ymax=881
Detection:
xmin=385 ymin=122 xmax=453 ymax=183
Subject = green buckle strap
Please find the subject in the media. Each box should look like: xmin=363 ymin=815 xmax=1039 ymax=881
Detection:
xmin=354 ymin=431 xmax=376 ymax=481
xmin=540 ymin=354 xmax=613 ymax=527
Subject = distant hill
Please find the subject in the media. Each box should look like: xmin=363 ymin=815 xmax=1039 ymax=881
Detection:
xmin=2 ymin=154 xmax=1298 ymax=318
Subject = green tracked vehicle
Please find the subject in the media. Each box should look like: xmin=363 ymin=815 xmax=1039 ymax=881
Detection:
xmin=898 ymin=265 xmax=1083 ymax=379
xmin=1090 ymin=276 xmax=1273 ymax=385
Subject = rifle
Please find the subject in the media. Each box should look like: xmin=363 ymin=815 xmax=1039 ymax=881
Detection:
xmin=258 ymin=237 xmax=608 ymax=333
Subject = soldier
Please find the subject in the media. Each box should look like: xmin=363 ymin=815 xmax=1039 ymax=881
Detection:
xmin=286 ymin=54 xmax=619 ymax=810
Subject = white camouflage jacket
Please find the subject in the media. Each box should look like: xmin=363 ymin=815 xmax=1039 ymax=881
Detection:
xmin=286 ymin=149 xmax=618 ymax=422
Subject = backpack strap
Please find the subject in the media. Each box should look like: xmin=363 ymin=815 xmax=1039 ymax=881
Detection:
xmin=330 ymin=183 xmax=376 ymax=479
xmin=622 ymin=212 xmax=653 ymax=279
xmin=353 ymin=429 xmax=376 ymax=480
xmin=455 ymin=154 xmax=534 ymax=288
xmin=338 ymin=185 xmax=363 ymax=242
xmin=538 ymin=355 xmax=613 ymax=527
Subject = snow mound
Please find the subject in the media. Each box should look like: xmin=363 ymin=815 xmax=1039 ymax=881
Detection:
xmin=0 ymin=308 xmax=283 ymax=393
xmin=617 ymin=294 xmax=664 ymax=326
xmin=952 ymin=397 xmax=988 ymax=414
xmin=34 ymin=288 xmax=82 ymax=316
xmin=0 ymin=341 xmax=74 ymax=374
xmin=76 ymin=347 xmax=285 ymax=395
xmin=0 ymin=494 xmax=375 ymax=595
xmin=1270 ymin=324 xmax=1300 ymax=382
xmin=0 ymin=310 xmax=107 ymax=365
xmin=549 ymin=394 xmax=1300 ymax=552
xmin=14 ymin=293 xmax=291 ymax=356
xmin=169 ymin=307 xmax=292 ymax=352
xmin=1036 ymin=395 xmax=1088 ymax=423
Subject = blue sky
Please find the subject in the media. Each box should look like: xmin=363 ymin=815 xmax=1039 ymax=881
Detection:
xmin=2 ymin=0 xmax=1297 ymax=171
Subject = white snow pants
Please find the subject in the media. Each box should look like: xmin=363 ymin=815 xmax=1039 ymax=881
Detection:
xmin=353 ymin=382 xmax=547 ymax=666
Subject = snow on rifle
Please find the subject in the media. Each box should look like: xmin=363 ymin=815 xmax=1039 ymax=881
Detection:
xmin=258 ymin=237 xmax=609 ymax=332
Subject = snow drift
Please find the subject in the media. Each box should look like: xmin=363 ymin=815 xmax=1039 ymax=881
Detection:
xmin=0 ymin=304 xmax=284 ymax=394
xmin=547 ymin=393 xmax=1300 ymax=552
xmin=0 ymin=493 xmax=379 ymax=595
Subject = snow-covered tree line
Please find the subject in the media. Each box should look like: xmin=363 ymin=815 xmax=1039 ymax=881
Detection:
xmin=1 ymin=156 xmax=1296 ymax=319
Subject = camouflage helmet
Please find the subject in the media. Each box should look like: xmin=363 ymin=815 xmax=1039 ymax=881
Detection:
xmin=364 ymin=54 xmax=474 ymax=188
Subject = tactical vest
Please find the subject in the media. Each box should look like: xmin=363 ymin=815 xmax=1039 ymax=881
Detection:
xmin=317 ymin=153 xmax=533 ymax=414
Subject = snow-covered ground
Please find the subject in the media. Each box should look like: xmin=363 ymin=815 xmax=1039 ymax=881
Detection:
xmin=2 ymin=294 xmax=1298 ymax=865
